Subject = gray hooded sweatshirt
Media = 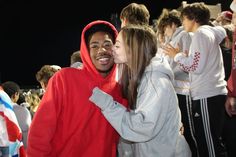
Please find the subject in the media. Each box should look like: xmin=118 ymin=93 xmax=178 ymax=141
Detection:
xmin=90 ymin=54 xmax=191 ymax=157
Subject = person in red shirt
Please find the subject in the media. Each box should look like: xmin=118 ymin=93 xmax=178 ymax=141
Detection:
xmin=222 ymin=1 xmax=236 ymax=157
xmin=226 ymin=0 xmax=236 ymax=117
xmin=27 ymin=20 xmax=127 ymax=157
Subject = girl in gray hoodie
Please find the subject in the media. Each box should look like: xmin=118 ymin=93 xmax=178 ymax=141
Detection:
xmin=90 ymin=25 xmax=191 ymax=157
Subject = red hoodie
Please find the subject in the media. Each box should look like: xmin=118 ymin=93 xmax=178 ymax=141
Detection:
xmin=227 ymin=28 xmax=236 ymax=97
xmin=27 ymin=20 xmax=127 ymax=157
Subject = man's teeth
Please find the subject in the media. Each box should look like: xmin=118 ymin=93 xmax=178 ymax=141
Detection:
xmin=99 ymin=58 xmax=109 ymax=61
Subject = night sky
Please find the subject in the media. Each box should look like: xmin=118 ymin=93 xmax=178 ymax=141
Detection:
xmin=0 ymin=0 xmax=231 ymax=88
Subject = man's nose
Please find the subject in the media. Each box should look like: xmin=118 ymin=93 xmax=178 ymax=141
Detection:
xmin=98 ymin=46 xmax=106 ymax=54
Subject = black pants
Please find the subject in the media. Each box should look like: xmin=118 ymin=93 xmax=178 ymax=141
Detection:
xmin=178 ymin=94 xmax=198 ymax=157
xmin=222 ymin=113 xmax=236 ymax=157
xmin=192 ymin=95 xmax=227 ymax=157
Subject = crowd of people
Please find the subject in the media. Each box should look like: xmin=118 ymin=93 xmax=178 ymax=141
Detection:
xmin=0 ymin=1 xmax=236 ymax=157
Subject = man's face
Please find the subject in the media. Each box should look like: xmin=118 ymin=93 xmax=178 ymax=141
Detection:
xmin=89 ymin=31 xmax=114 ymax=76
xmin=164 ymin=24 xmax=176 ymax=38
xmin=182 ymin=15 xmax=195 ymax=32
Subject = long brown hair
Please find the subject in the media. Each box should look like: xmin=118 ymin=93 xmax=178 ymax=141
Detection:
xmin=118 ymin=25 xmax=157 ymax=109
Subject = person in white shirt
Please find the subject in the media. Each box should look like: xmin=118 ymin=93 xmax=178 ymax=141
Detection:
xmin=164 ymin=3 xmax=228 ymax=157
xmin=1 ymin=81 xmax=32 ymax=149
xmin=157 ymin=8 xmax=197 ymax=156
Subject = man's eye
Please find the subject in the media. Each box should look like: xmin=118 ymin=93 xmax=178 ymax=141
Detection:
xmin=104 ymin=43 xmax=113 ymax=47
xmin=90 ymin=45 xmax=99 ymax=49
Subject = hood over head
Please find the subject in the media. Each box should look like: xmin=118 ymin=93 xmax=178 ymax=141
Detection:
xmin=80 ymin=20 xmax=118 ymax=79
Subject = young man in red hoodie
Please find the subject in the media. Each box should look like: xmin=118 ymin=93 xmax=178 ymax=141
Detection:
xmin=27 ymin=20 xmax=127 ymax=157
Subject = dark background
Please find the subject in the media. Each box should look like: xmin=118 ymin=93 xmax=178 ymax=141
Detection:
xmin=0 ymin=0 xmax=231 ymax=88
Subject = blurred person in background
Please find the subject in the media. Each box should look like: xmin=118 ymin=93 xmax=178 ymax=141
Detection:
xmin=212 ymin=11 xmax=233 ymax=26
xmin=120 ymin=2 xmax=150 ymax=28
xmin=0 ymin=86 xmax=26 ymax=156
xmin=157 ymin=8 xmax=196 ymax=156
xmin=1 ymin=81 xmax=32 ymax=149
xmin=35 ymin=64 xmax=61 ymax=93
xmin=164 ymin=3 xmax=228 ymax=156
xmin=24 ymin=89 xmax=41 ymax=118
xmin=70 ymin=50 xmax=83 ymax=68
xmin=222 ymin=1 xmax=236 ymax=157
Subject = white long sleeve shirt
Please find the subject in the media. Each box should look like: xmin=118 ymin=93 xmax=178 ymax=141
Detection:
xmin=166 ymin=27 xmax=193 ymax=95
xmin=174 ymin=25 xmax=228 ymax=100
